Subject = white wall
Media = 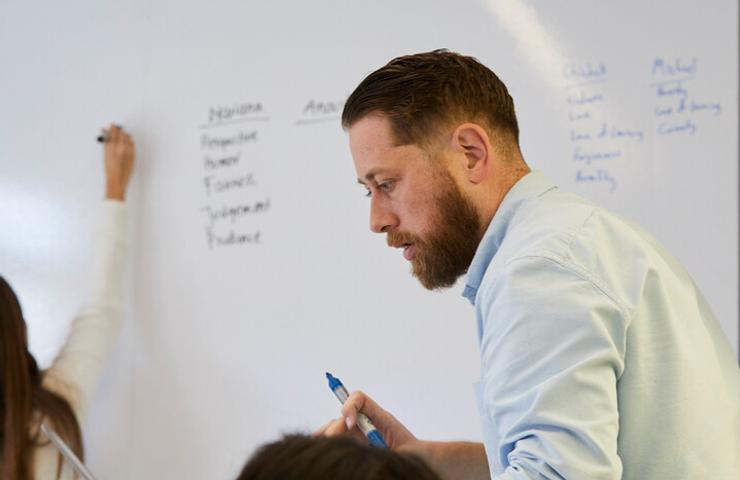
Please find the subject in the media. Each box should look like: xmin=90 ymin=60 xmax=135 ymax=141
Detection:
xmin=1 ymin=1 xmax=736 ymax=478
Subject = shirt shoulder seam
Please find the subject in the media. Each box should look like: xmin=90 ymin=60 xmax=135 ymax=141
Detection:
xmin=500 ymin=253 xmax=633 ymax=323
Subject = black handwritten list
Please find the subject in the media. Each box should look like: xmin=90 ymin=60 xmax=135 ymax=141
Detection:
xmin=199 ymin=102 xmax=271 ymax=249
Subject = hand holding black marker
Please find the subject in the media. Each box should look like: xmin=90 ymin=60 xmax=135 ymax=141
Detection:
xmin=99 ymin=124 xmax=135 ymax=201
xmin=97 ymin=123 xmax=122 ymax=142
xmin=326 ymin=372 xmax=388 ymax=448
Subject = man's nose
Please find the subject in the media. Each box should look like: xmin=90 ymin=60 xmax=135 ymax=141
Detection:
xmin=369 ymin=196 xmax=399 ymax=233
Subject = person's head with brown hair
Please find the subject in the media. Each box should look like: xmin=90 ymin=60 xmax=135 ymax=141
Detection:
xmin=343 ymin=49 xmax=520 ymax=153
xmin=0 ymin=276 xmax=83 ymax=480
xmin=236 ymin=434 xmax=442 ymax=480
xmin=345 ymin=50 xmax=530 ymax=290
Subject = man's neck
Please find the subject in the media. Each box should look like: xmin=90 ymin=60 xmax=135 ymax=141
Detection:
xmin=477 ymin=162 xmax=531 ymax=240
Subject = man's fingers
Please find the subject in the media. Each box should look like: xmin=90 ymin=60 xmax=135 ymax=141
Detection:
xmin=338 ymin=390 xmax=417 ymax=448
xmin=315 ymin=418 xmax=347 ymax=437
xmin=315 ymin=418 xmax=371 ymax=444
xmin=316 ymin=390 xmax=411 ymax=448
xmin=341 ymin=390 xmax=384 ymax=429
xmin=313 ymin=419 xmax=336 ymax=436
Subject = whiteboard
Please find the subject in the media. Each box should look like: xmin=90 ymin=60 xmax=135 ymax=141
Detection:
xmin=0 ymin=1 xmax=736 ymax=479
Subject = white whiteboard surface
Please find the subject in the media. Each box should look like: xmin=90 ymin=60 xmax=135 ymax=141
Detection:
xmin=1 ymin=1 xmax=736 ymax=479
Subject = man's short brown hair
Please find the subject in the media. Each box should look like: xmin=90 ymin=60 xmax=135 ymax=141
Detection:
xmin=342 ymin=49 xmax=520 ymax=150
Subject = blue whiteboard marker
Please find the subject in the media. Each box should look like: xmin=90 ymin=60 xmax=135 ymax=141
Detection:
xmin=325 ymin=372 xmax=388 ymax=448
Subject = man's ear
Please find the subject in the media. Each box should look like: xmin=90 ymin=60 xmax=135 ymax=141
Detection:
xmin=451 ymin=123 xmax=491 ymax=184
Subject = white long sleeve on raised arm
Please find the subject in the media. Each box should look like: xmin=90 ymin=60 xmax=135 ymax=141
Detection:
xmin=35 ymin=200 xmax=128 ymax=479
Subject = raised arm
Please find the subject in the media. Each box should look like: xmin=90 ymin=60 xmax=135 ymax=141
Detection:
xmin=43 ymin=124 xmax=135 ymax=421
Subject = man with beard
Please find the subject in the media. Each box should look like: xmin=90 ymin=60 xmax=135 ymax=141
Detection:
xmin=317 ymin=50 xmax=740 ymax=480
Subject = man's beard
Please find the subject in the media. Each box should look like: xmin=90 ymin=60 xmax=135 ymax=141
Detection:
xmin=387 ymin=171 xmax=482 ymax=290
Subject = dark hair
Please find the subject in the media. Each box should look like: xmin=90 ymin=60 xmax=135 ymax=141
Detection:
xmin=236 ymin=434 xmax=442 ymax=480
xmin=0 ymin=276 xmax=84 ymax=480
xmin=342 ymin=49 xmax=520 ymax=149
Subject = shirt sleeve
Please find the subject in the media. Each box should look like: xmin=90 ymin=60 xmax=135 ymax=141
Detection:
xmin=477 ymin=255 xmax=628 ymax=480
xmin=42 ymin=200 xmax=128 ymax=423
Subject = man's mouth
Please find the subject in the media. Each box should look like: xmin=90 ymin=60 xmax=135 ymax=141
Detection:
xmin=388 ymin=235 xmax=418 ymax=261
xmin=399 ymin=243 xmax=415 ymax=261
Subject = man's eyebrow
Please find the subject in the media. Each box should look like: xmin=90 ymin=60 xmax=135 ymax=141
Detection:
xmin=356 ymin=168 xmax=385 ymax=185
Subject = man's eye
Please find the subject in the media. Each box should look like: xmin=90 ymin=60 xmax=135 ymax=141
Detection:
xmin=378 ymin=181 xmax=394 ymax=192
xmin=364 ymin=188 xmax=372 ymax=198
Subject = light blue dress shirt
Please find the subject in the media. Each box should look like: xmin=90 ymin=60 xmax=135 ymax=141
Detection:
xmin=463 ymin=171 xmax=739 ymax=479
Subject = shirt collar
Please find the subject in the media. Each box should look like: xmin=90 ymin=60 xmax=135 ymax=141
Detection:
xmin=462 ymin=170 xmax=558 ymax=304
